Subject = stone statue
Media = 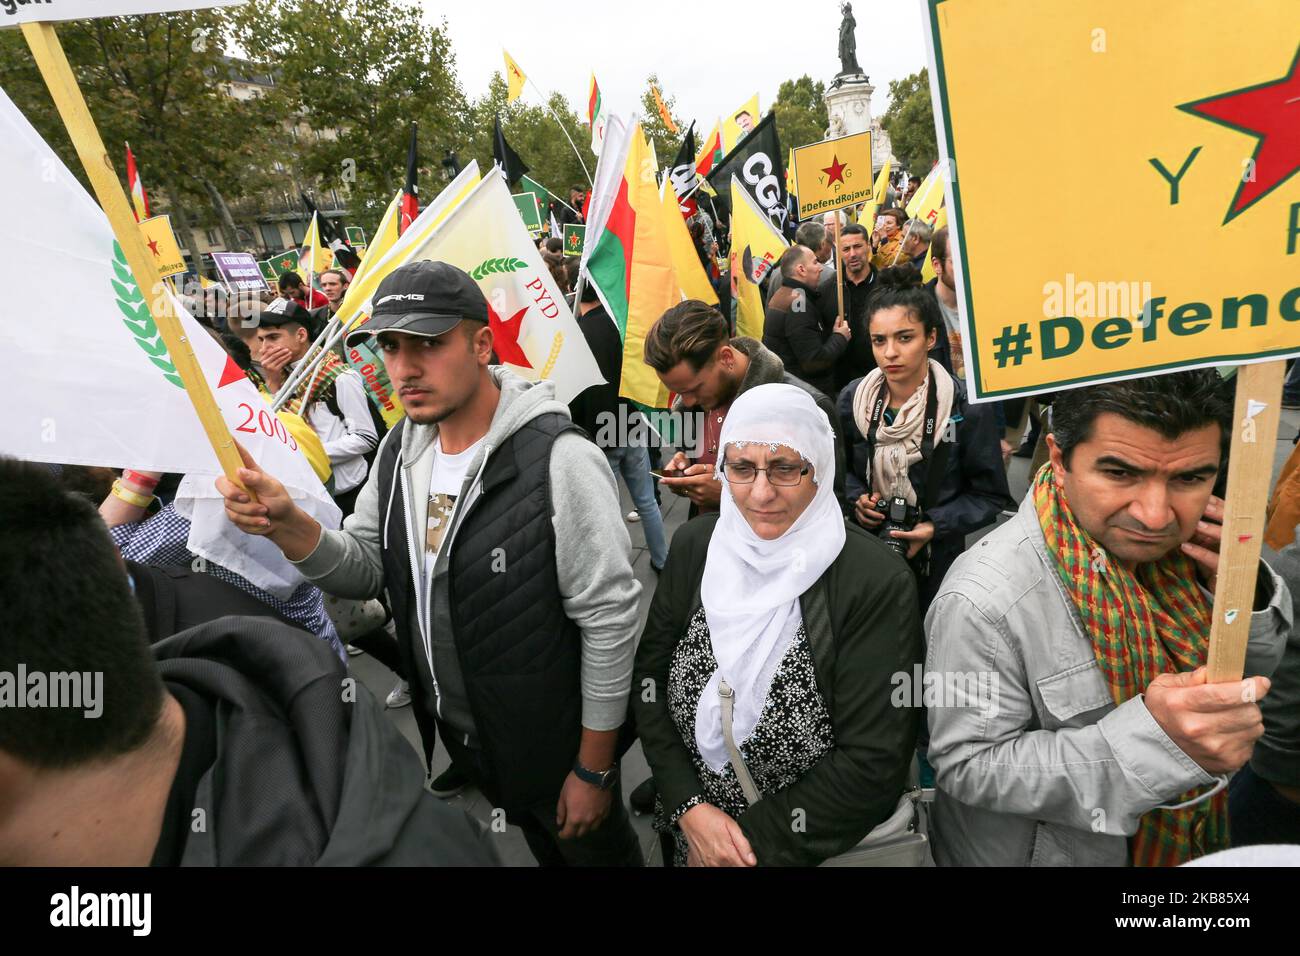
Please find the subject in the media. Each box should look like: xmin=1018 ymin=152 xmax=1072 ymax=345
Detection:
xmin=838 ymin=2 xmax=862 ymax=76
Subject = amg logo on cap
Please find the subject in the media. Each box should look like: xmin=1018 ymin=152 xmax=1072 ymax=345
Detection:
xmin=375 ymin=293 xmax=427 ymax=307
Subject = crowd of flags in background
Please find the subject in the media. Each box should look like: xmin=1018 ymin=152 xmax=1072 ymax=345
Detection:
xmin=119 ymin=46 xmax=946 ymax=429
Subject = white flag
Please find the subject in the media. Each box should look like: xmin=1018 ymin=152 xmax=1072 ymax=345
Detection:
xmin=0 ymin=89 xmax=339 ymax=598
xmin=348 ymin=170 xmax=604 ymax=404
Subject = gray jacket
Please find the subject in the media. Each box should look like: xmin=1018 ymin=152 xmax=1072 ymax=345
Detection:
xmin=1257 ymin=529 xmax=1300 ymax=788
xmin=924 ymin=491 xmax=1291 ymax=866
xmin=292 ymin=367 xmax=642 ymax=734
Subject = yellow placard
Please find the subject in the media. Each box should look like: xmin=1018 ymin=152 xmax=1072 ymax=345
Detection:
xmin=927 ymin=0 xmax=1300 ymax=401
xmin=137 ymin=214 xmax=187 ymax=277
xmin=792 ymin=131 xmax=874 ymax=221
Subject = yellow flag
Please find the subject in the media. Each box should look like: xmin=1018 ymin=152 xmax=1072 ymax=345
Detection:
xmin=300 ymin=213 xmax=333 ymax=279
xmin=660 ymin=176 xmax=718 ymax=305
xmin=722 ymin=93 xmax=759 ymax=152
xmin=137 ymin=214 xmax=186 ymax=278
xmin=922 ymin=206 xmax=948 ymax=283
xmin=348 ymin=190 xmax=402 ymax=292
xmin=905 ymin=163 xmax=945 ymax=227
xmin=928 ymin=0 xmax=1300 ymax=401
xmin=791 ymin=130 xmax=873 ymax=221
xmin=729 ymin=175 xmax=787 ymax=340
xmin=503 ymin=49 xmax=527 ymax=103
xmin=651 ymin=84 xmax=679 ymax=135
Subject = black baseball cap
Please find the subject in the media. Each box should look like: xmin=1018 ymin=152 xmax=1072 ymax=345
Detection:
xmin=345 ymin=260 xmax=488 ymax=348
xmin=258 ymin=296 xmax=314 ymax=328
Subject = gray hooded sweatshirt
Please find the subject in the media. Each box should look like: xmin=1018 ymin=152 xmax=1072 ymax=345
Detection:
xmin=291 ymin=367 xmax=642 ymax=738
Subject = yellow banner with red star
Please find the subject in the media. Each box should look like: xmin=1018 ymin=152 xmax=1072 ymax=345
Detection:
xmin=136 ymin=214 xmax=186 ymax=277
xmin=791 ymin=130 xmax=874 ymax=221
xmin=926 ymin=0 xmax=1300 ymax=402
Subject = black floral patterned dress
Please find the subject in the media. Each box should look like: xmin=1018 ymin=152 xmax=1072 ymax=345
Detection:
xmin=653 ymin=607 xmax=836 ymax=866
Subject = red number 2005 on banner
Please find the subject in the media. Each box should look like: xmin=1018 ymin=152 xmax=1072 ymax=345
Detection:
xmin=234 ymin=402 xmax=299 ymax=452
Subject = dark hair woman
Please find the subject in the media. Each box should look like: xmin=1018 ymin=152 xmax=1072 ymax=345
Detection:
xmin=837 ymin=266 xmax=1012 ymax=609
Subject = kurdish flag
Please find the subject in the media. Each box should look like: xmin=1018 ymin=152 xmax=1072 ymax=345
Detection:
xmin=585 ymin=122 xmax=679 ymax=409
xmin=125 ymin=142 xmax=149 ymax=222
xmin=588 ymin=73 xmax=609 ymax=156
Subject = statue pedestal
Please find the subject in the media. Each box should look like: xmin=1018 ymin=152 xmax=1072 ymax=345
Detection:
xmin=824 ymin=73 xmax=894 ymax=172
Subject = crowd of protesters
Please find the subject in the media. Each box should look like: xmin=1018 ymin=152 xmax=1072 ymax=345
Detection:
xmin=4 ymin=163 xmax=1300 ymax=871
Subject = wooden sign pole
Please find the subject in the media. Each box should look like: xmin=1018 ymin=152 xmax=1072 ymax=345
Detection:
xmin=21 ymin=21 xmax=249 ymax=492
xmin=1205 ymin=359 xmax=1286 ymax=682
xmin=834 ymin=213 xmax=845 ymax=329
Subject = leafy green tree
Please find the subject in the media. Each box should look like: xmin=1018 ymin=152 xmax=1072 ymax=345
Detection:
xmin=0 ymin=11 xmax=277 ymax=263
xmin=773 ymin=75 xmax=829 ymax=152
xmin=881 ymin=68 xmax=937 ymax=173
xmin=231 ymin=0 xmax=470 ymax=225
xmin=461 ymin=73 xmax=594 ymax=216
xmin=638 ymin=73 xmax=686 ymax=169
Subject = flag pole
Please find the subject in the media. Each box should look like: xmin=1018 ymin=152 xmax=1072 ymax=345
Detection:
xmin=526 ymin=77 xmax=593 ymax=187
xmin=20 ymin=20 xmax=250 ymax=492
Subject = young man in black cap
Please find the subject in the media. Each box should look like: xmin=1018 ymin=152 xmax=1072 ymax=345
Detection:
xmin=217 ymin=260 xmax=645 ymax=866
xmin=256 ymin=297 xmax=378 ymax=517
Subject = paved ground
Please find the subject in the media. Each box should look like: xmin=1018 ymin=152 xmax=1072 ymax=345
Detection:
xmin=350 ymin=404 xmax=1300 ymax=866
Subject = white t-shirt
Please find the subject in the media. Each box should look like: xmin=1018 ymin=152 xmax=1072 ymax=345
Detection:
xmin=423 ymin=434 xmax=484 ymax=576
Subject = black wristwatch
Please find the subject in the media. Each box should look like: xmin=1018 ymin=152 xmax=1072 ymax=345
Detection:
xmin=572 ymin=760 xmax=619 ymax=790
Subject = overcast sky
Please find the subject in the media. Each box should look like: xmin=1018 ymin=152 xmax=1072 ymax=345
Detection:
xmin=425 ymin=1 xmax=931 ymax=135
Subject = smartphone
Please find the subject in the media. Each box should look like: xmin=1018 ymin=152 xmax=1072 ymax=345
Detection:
xmin=650 ymin=468 xmax=683 ymax=481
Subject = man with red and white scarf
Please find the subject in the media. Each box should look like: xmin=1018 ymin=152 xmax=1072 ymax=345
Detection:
xmin=925 ymin=371 xmax=1291 ymax=866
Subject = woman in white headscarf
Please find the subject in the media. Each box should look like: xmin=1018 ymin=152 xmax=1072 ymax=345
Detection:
xmin=633 ymin=383 xmax=924 ymax=867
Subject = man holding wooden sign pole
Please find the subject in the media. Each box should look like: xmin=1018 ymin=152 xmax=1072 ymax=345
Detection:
xmin=919 ymin=0 xmax=1299 ymax=865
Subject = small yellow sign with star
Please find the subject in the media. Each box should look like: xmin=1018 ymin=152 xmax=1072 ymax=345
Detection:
xmin=791 ymin=130 xmax=874 ymax=221
xmin=927 ymin=0 xmax=1300 ymax=402
xmin=136 ymin=214 xmax=186 ymax=277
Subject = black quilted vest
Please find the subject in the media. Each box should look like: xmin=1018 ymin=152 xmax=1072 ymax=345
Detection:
xmin=376 ymin=412 xmax=584 ymax=811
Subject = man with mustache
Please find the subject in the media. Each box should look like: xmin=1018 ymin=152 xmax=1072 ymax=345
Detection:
xmin=924 ymin=371 xmax=1292 ymax=866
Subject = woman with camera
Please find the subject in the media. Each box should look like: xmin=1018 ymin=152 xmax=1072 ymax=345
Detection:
xmin=633 ymin=384 xmax=923 ymax=866
xmin=837 ymin=267 xmax=1011 ymax=609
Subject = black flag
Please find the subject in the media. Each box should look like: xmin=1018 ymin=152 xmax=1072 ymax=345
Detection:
xmin=705 ymin=110 xmax=788 ymax=233
xmin=668 ymin=122 xmax=698 ymax=218
xmin=301 ymin=193 xmax=361 ymax=271
xmin=493 ymin=115 xmax=529 ymax=187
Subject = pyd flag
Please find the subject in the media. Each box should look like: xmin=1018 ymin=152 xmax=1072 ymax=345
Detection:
xmin=588 ymin=73 xmax=609 ymax=156
xmin=401 ymin=123 xmax=420 ymax=235
xmin=503 ymin=49 xmax=528 ymax=103
xmin=0 ymin=87 xmax=338 ymax=597
xmin=354 ymin=169 xmax=602 ymax=403
xmin=661 ymin=175 xmax=718 ymax=305
xmin=585 ymin=123 xmax=680 ymax=408
xmin=926 ymin=0 xmax=1300 ymax=404
xmin=493 ymin=114 xmax=530 ymax=187
xmin=125 ymin=142 xmax=149 ymax=222
xmin=729 ymin=174 xmax=788 ymax=340
xmin=651 ymin=84 xmax=679 ymax=135
xmin=299 ymin=214 xmax=333 ymax=280
xmin=707 ymin=110 xmax=789 ymax=233
xmin=723 ymin=93 xmax=760 ymax=151
xmin=668 ymin=123 xmax=699 ymax=219
xmin=695 ymin=120 xmax=723 ymax=176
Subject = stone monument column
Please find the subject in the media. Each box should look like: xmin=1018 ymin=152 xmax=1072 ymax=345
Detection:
xmin=824 ymin=1 xmax=895 ymax=171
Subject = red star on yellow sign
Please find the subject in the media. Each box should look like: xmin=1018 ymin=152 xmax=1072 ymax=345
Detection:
xmin=821 ymin=155 xmax=847 ymax=186
xmin=147 ymin=237 xmax=160 ymax=256
xmin=1179 ymin=44 xmax=1300 ymax=223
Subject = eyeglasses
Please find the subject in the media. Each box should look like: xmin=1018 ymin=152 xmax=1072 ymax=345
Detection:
xmin=721 ymin=460 xmax=810 ymax=486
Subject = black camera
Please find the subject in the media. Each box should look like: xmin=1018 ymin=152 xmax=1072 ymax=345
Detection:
xmin=879 ymin=494 xmax=920 ymax=558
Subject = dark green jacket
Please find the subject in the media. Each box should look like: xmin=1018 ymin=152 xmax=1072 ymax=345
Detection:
xmin=633 ymin=514 xmax=924 ymax=866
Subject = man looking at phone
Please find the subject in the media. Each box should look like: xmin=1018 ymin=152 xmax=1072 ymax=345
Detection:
xmin=643 ymin=300 xmax=845 ymax=517
xmin=216 ymin=261 xmax=644 ymax=867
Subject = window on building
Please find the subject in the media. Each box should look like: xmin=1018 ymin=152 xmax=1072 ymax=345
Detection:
xmin=259 ymin=222 xmax=282 ymax=249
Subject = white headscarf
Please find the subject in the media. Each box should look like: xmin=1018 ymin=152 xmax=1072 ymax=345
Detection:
xmin=696 ymin=383 xmax=846 ymax=772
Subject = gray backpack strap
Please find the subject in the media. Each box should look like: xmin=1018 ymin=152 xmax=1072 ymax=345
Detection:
xmin=719 ymin=679 xmax=763 ymax=806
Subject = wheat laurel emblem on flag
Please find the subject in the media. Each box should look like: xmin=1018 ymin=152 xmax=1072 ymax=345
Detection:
xmin=110 ymin=240 xmax=184 ymax=389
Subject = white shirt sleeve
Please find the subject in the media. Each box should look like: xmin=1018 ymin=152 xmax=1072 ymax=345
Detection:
xmin=320 ymin=370 xmax=379 ymax=465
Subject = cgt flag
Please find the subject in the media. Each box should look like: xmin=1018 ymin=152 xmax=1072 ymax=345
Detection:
xmin=706 ymin=110 xmax=789 ymax=233
xmin=926 ymin=0 xmax=1300 ymax=402
xmin=728 ymin=174 xmax=788 ymax=340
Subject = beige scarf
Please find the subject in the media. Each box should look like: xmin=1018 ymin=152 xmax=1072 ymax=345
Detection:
xmin=852 ymin=358 xmax=955 ymax=504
